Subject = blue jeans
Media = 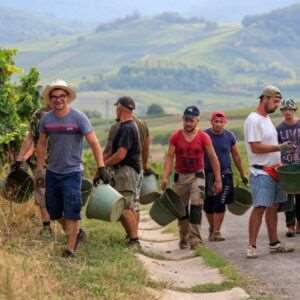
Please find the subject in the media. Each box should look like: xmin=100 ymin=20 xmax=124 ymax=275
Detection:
xmin=45 ymin=170 xmax=82 ymax=220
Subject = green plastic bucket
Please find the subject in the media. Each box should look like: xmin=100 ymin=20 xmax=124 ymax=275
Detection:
xmin=278 ymin=164 xmax=300 ymax=194
xmin=140 ymin=174 xmax=160 ymax=205
xmin=3 ymin=169 xmax=34 ymax=203
xmin=150 ymin=196 xmax=177 ymax=226
xmin=86 ymin=184 xmax=125 ymax=222
xmin=81 ymin=178 xmax=93 ymax=207
xmin=227 ymin=187 xmax=252 ymax=216
xmin=158 ymin=188 xmax=185 ymax=218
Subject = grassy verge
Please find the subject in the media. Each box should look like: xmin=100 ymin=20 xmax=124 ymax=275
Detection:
xmin=193 ymin=246 xmax=277 ymax=300
xmin=0 ymin=200 xmax=153 ymax=300
xmin=192 ymin=246 xmax=244 ymax=293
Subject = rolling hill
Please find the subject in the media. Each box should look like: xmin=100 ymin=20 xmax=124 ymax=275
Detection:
xmin=0 ymin=5 xmax=87 ymax=44
xmin=8 ymin=4 xmax=300 ymax=114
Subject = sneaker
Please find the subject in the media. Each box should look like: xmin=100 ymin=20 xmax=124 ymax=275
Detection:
xmin=286 ymin=231 xmax=296 ymax=238
xmin=179 ymin=240 xmax=189 ymax=250
xmin=74 ymin=228 xmax=87 ymax=251
xmin=210 ymin=232 xmax=225 ymax=242
xmin=247 ymin=246 xmax=258 ymax=259
xmin=269 ymin=242 xmax=294 ymax=254
xmin=62 ymin=249 xmax=75 ymax=258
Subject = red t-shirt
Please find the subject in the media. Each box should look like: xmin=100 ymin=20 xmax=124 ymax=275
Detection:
xmin=169 ymin=130 xmax=212 ymax=174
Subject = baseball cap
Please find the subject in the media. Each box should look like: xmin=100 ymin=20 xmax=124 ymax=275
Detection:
xmin=114 ymin=96 xmax=136 ymax=111
xmin=211 ymin=111 xmax=227 ymax=122
xmin=183 ymin=106 xmax=200 ymax=118
xmin=260 ymin=85 xmax=282 ymax=98
xmin=280 ymin=98 xmax=297 ymax=111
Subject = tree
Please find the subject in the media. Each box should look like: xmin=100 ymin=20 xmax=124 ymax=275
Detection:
xmin=147 ymin=104 xmax=165 ymax=116
xmin=0 ymin=48 xmax=41 ymax=163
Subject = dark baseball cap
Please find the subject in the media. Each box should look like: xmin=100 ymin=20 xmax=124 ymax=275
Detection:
xmin=183 ymin=106 xmax=200 ymax=118
xmin=114 ymin=96 xmax=136 ymax=111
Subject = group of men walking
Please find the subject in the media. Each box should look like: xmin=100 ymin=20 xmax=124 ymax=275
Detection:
xmin=12 ymin=79 xmax=300 ymax=259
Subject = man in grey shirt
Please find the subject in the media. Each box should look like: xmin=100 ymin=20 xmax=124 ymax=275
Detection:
xmin=36 ymin=79 xmax=109 ymax=257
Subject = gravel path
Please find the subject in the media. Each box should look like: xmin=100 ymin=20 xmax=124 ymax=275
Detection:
xmin=202 ymin=210 xmax=300 ymax=300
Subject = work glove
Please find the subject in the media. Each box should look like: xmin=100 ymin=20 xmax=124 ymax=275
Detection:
xmin=144 ymin=168 xmax=159 ymax=179
xmin=35 ymin=169 xmax=45 ymax=188
xmin=241 ymin=176 xmax=248 ymax=186
xmin=93 ymin=167 xmax=110 ymax=186
xmin=279 ymin=141 xmax=297 ymax=152
xmin=10 ymin=161 xmax=22 ymax=173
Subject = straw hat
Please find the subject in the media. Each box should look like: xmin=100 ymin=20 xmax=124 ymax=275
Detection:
xmin=42 ymin=79 xmax=76 ymax=103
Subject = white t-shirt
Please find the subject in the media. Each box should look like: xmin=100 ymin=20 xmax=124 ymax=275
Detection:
xmin=244 ymin=112 xmax=281 ymax=175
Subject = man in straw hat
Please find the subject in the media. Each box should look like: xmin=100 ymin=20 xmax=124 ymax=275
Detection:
xmin=36 ymin=79 xmax=110 ymax=257
xmin=104 ymin=96 xmax=142 ymax=247
xmin=161 ymin=106 xmax=222 ymax=250
xmin=244 ymin=85 xmax=295 ymax=258
xmin=12 ymin=86 xmax=52 ymax=236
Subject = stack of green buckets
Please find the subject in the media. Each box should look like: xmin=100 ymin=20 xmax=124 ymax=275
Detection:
xmin=150 ymin=188 xmax=185 ymax=226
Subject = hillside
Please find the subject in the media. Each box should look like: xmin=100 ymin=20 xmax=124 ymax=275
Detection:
xmin=0 ymin=5 xmax=86 ymax=44
xmin=10 ymin=4 xmax=300 ymax=113
xmin=5 ymin=0 xmax=300 ymax=22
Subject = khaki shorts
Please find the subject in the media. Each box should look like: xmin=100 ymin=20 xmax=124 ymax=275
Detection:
xmin=33 ymin=169 xmax=46 ymax=208
xmin=112 ymin=165 xmax=139 ymax=209
xmin=173 ymin=172 xmax=205 ymax=206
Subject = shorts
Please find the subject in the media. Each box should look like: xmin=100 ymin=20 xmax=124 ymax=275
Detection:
xmin=250 ymin=173 xmax=287 ymax=208
xmin=204 ymin=173 xmax=234 ymax=214
xmin=173 ymin=171 xmax=206 ymax=207
xmin=45 ymin=170 xmax=82 ymax=220
xmin=112 ymin=165 xmax=139 ymax=209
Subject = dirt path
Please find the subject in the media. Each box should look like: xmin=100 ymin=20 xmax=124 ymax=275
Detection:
xmin=202 ymin=210 xmax=300 ymax=300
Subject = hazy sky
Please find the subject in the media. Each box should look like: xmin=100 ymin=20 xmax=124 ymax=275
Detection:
xmin=3 ymin=0 xmax=300 ymax=23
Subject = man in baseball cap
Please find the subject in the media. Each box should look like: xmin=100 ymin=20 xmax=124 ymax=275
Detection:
xmin=161 ymin=106 xmax=222 ymax=249
xmin=114 ymin=96 xmax=136 ymax=111
xmin=259 ymin=85 xmax=282 ymax=99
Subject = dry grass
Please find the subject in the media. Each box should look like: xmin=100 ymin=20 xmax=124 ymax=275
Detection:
xmin=0 ymin=194 xmax=152 ymax=300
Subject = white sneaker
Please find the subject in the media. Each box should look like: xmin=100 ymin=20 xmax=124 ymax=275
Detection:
xmin=247 ymin=246 xmax=258 ymax=259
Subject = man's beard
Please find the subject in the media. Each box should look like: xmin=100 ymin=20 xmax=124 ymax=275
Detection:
xmin=184 ymin=126 xmax=196 ymax=133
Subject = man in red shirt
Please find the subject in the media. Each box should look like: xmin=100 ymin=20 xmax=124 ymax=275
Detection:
xmin=161 ymin=106 xmax=222 ymax=249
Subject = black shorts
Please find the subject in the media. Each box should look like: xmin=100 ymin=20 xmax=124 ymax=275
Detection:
xmin=204 ymin=173 xmax=234 ymax=214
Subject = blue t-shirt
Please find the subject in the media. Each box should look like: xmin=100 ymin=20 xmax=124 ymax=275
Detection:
xmin=277 ymin=120 xmax=300 ymax=164
xmin=39 ymin=108 xmax=93 ymax=174
xmin=204 ymin=128 xmax=236 ymax=173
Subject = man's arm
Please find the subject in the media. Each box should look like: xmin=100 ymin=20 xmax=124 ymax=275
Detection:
xmin=231 ymin=144 xmax=246 ymax=178
xmin=249 ymin=142 xmax=280 ymax=154
xmin=205 ymin=143 xmax=222 ymax=193
xmin=36 ymin=133 xmax=48 ymax=170
xmin=161 ymin=144 xmax=175 ymax=190
xmin=16 ymin=132 xmax=34 ymax=161
xmin=85 ymin=131 xmax=105 ymax=168
xmin=105 ymin=147 xmax=128 ymax=167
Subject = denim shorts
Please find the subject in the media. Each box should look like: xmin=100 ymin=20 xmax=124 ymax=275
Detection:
xmin=250 ymin=173 xmax=287 ymax=208
xmin=45 ymin=170 xmax=82 ymax=220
